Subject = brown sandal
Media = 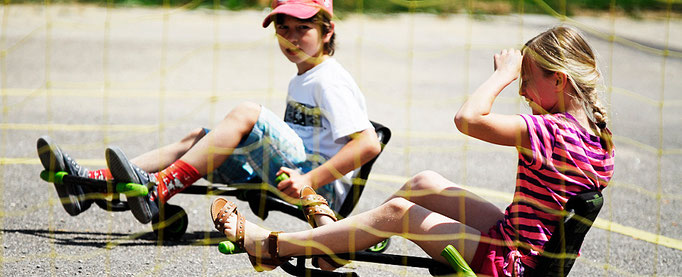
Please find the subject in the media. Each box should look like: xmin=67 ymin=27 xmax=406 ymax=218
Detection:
xmin=299 ymin=187 xmax=348 ymax=269
xmin=211 ymin=198 xmax=290 ymax=272
xmin=300 ymin=186 xmax=338 ymax=227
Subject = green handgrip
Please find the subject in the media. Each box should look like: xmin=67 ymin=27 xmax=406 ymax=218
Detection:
xmin=275 ymin=172 xmax=289 ymax=184
xmin=274 ymin=172 xmax=306 ymax=209
xmin=40 ymin=170 xmax=67 ymax=185
xmin=218 ymin=241 xmax=243 ymax=254
xmin=441 ymin=245 xmax=477 ymax=277
xmin=115 ymin=182 xmax=148 ymax=197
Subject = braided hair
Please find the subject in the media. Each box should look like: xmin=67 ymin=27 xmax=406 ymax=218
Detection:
xmin=522 ymin=26 xmax=613 ymax=151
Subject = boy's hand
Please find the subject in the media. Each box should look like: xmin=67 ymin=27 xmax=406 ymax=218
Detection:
xmin=493 ymin=48 xmax=522 ymax=83
xmin=276 ymin=167 xmax=312 ymax=199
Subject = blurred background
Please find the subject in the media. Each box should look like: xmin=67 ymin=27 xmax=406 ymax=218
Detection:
xmin=1 ymin=0 xmax=681 ymax=276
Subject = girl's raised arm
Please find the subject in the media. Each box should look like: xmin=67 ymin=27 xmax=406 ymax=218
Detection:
xmin=454 ymin=49 xmax=530 ymax=149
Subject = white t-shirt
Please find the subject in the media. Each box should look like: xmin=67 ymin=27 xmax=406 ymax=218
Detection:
xmin=284 ymin=58 xmax=372 ymax=207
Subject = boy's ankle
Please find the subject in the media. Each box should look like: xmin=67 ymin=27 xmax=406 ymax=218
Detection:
xmin=89 ymin=169 xmax=112 ymax=180
xmin=151 ymin=179 xmax=169 ymax=204
xmin=154 ymin=160 xmax=201 ymax=202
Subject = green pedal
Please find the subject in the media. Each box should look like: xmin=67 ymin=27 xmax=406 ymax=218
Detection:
xmin=115 ymin=182 xmax=148 ymax=197
xmin=40 ymin=170 xmax=67 ymax=185
xmin=218 ymin=241 xmax=243 ymax=254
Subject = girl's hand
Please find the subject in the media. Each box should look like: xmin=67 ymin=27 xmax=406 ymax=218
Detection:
xmin=276 ymin=167 xmax=312 ymax=199
xmin=493 ymin=48 xmax=522 ymax=83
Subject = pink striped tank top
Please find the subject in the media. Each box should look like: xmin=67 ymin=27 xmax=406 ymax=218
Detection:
xmin=498 ymin=112 xmax=615 ymax=268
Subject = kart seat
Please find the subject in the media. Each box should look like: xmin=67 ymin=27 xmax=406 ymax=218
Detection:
xmin=436 ymin=191 xmax=605 ymax=277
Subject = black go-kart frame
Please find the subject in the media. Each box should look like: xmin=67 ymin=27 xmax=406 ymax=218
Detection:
xmin=39 ymin=122 xmax=604 ymax=277
xmin=214 ymin=191 xmax=604 ymax=277
xmin=39 ymin=121 xmax=392 ymax=242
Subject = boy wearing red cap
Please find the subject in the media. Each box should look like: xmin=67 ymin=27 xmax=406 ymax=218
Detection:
xmin=37 ymin=0 xmax=379 ymax=238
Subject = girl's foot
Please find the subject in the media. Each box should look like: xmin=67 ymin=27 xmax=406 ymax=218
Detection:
xmin=211 ymin=198 xmax=290 ymax=272
xmin=300 ymin=186 xmax=346 ymax=270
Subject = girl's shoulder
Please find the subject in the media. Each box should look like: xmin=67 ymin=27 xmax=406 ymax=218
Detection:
xmin=524 ymin=113 xmax=579 ymax=132
xmin=526 ymin=112 xmax=567 ymax=123
xmin=536 ymin=113 xmax=607 ymax=150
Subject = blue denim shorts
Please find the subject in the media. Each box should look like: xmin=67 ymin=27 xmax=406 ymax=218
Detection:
xmin=204 ymin=106 xmax=308 ymax=184
xmin=204 ymin=106 xmax=340 ymax=209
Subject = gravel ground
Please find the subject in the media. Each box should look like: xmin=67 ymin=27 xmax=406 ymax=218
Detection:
xmin=2 ymin=4 xmax=681 ymax=276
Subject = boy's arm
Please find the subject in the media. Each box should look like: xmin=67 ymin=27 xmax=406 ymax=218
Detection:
xmin=277 ymin=127 xmax=381 ymax=198
xmin=454 ymin=49 xmax=530 ymax=149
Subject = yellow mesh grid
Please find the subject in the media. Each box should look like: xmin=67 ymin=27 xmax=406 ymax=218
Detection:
xmin=1 ymin=0 xmax=681 ymax=275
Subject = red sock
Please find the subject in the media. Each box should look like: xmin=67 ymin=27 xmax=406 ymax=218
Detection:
xmin=89 ymin=169 xmax=112 ymax=180
xmin=153 ymin=160 xmax=201 ymax=203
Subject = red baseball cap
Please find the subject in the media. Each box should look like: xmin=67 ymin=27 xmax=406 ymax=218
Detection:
xmin=262 ymin=0 xmax=334 ymax=28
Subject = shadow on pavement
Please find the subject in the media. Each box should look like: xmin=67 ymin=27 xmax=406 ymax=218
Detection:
xmin=2 ymin=228 xmax=228 ymax=248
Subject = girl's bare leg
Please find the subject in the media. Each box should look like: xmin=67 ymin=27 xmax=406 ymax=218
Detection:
xmin=388 ymin=170 xmax=504 ymax=233
xmin=311 ymin=214 xmax=337 ymax=270
xmin=306 ymin=170 xmax=498 ymax=270
xmin=130 ymin=128 xmax=207 ymax=172
xmin=225 ymin=197 xmax=482 ymax=266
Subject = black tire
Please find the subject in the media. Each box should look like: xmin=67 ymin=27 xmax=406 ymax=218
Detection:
xmin=152 ymin=204 xmax=188 ymax=241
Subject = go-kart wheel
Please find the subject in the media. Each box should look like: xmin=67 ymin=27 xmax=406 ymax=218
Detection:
xmin=366 ymin=238 xmax=390 ymax=253
xmin=152 ymin=204 xmax=188 ymax=241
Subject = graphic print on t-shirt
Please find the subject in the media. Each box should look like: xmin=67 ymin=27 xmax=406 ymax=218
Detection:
xmin=284 ymin=101 xmax=321 ymax=128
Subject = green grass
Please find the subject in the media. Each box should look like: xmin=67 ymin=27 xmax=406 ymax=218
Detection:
xmin=8 ymin=0 xmax=682 ymax=16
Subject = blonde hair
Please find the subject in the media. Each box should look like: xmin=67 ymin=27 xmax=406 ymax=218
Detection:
xmin=522 ymin=26 xmax=613 ymax=150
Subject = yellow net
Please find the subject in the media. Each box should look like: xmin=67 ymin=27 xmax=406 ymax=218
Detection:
xmin=1 ymin=0 xmax=681 ymax=275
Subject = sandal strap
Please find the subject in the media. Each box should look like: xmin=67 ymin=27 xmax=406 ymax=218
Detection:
xmin=235 ymin=211 xmax=245 ymax=250
xmin=268 ymin=232 xmax=281 ymax=260
xmin=304 ymin=204 xmax=337 ymax=221
xmin=212 ymin=201 xmax=236 ymax=232
xmin=302 ymin=195 xmax=337 ymax=222
xmin=301 ymin=194 xmax=329 ymax=206
xmin=248 ymin=231 xmax=290 ymax=271
xmin=300 ymin=189 xmax=337 ymax=227
xmin=213 ymin=200 xmax=245 ymax=250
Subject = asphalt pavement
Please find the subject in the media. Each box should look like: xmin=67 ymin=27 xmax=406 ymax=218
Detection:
xmin=2 ymin=4 xmax=681 ymax=276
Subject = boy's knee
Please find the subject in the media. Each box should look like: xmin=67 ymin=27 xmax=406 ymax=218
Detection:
xmin=184 ymin=128 xmax=206 ymax=140
xmin=182 ymin=127 xmax=206 ymax=145
xmin=225 ymin=102 xmax=261 ymax=127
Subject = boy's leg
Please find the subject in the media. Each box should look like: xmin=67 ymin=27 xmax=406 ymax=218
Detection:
xmin=107 ymin=102 xmax=262 ymax=223
xmin=387 ymin=170 xmax=504 ymax=233
xmin=178 ymin=102 xmax=261 ymax=174
xmin=237 ymin=106 xmax=307 ymax=186
xmin=38 ymin=127 xmax=209 ymax=218
xmin=130 ymin=128 xmax=207 ymax=172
